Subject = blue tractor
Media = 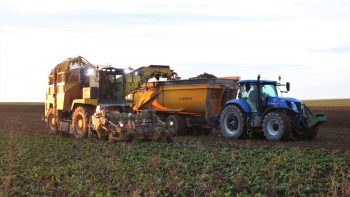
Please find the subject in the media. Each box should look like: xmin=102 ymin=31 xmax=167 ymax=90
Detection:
xmin=219 ymin=76 xmax=327 ymax=141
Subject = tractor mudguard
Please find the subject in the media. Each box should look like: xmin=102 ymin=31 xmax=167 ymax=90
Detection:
xmin=305 ymin=113 xmax=327 ymax=129
xmin=225 ymin=99 xmax=251 ymax=113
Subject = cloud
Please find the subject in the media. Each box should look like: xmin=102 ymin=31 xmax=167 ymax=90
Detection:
xmin=0 ymin=0 xmax=349 ymax=101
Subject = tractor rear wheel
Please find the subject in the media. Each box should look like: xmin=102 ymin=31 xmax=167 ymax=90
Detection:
xmin=262 ymin=112 xmax=292 ymax=141
xmin=220 ymin=105 xmax=245 ymax=139
xmin=72 ymin=106 xmax=91 ymax=139
xmin=47 ymin=108 xmax=57 ymax=134
xmin=166 ymin=115 xmax=187 ymax=136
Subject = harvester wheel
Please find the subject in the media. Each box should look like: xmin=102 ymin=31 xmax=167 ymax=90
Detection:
xmin=72 ymin=106 xmax=91 ymax=139
xmin=220 ymin=105 xmax=245 ymax=139
xmin=166 ymin=115 xmax=187 ymax=136
xmin=47 ymin=108 xmax=57 ymax=134
xmin=262 ymin=112 xmax=292 ymax=141
xmin=293 ymin=127 xmax=319 ymax=140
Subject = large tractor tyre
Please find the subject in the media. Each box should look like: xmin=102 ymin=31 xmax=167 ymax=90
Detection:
xmin=72 ymin=106 xmax=91 ymax=139
xmin=166 ymin=115 xmax=187 ymax=136
xmin=262 ymin=112 xmax=292 ymax=141
xmin=47 ymin=108 xmax=57 ymax=135
xmin=220 ymin=105 xmax=245 ymax=139
xmin=293 ymin=127 xmax=319 ymax=140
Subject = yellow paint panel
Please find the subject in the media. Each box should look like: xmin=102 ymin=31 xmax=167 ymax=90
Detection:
xmin=131 ymin=83 xmax=230 ymax=116
xmin=71 ymin=99 xmax=98 ymax=110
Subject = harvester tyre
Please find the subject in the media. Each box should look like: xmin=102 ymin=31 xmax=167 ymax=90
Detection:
xmin=166 ymin=115 xmax=187 ymax=136
xmin=72 ymin=106 xmax=91 ymax=139
xmin=220 ymin=105 xmax=245 ymax=139
xmin=293 ymin=127 xmax=319 ymax=140
xmin=47 ymin=108 xmax=57 ymax=134
xmin=262 ymin=112 xmax=292 ymax=141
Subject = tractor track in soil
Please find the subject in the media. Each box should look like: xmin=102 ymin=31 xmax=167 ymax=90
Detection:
xmin=0 ymin=105 xmax=349 ymax=151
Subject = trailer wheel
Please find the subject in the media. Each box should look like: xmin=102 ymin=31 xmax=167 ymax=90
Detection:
xmin=220 ymin=105 xmax=245 ymax=139
xmin=47 ymin=108 xmax=57 ymax=134
xmin=263 ymin=112 xmax=292 ymax=141
xmin=72 ymin=106 xmax=91 ymax=139
xmin=293 ymin=127 xmax=319 ymax=140
xmin=166 ymin=115 xmax=186 ymax=136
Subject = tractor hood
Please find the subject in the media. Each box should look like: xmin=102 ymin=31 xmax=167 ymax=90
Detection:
xmin=266 ymin=96 xmax=302 ymax=113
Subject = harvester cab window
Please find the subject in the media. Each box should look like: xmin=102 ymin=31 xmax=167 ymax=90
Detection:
xmin=99 ymin=69 xmax=125 ymax=105
xmin=48 ymin=76 xmax=55 ymax=84
xmin=67 ymin=69 xmax=80 ymax=82
xmin=116 ymin=74 xmax=123 ymax=82
xmin=57 ymin=73 xmax=65 ymax=83
xmin=80 ymin=68 xmax=90 ymax=87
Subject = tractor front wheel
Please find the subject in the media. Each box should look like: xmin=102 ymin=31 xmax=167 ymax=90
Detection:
xmin=262 ymin=112 xmax=292 ymax=141
xmin=220 ymin=105 xmax=245 ymax=139
xmin=72 ymin=106 xmax=91 ymax=139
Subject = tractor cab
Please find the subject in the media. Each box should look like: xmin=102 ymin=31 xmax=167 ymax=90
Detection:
xmin=237 ymin=79 xmax=298 ymax=114
xmin=238 ymin=80 xmax=278 ymax=113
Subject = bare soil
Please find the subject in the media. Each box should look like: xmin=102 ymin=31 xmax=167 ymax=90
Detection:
xmin=0 ymin=105 xmax=349 ymax=150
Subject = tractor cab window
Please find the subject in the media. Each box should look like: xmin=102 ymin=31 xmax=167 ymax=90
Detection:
xmin=261 ymin=84 xmax=277 ymax=97
xmin=239 ymin=84 xmax=258 ymax=112
xmin=260 ymin=84 xmax=278 ymax=104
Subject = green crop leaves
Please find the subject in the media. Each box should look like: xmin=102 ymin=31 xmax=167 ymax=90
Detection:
xmin=0 ymin=131 xmax=349 ymax=196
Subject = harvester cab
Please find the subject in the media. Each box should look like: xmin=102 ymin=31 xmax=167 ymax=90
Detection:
xmin=97 ymin=67 xmax=126 ymax=106
xmin=220 ymin=76 xmax=327 ymax=141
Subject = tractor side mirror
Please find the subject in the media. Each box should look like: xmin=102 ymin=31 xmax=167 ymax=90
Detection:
xmin=286 ymin=82 xmax=290 ymax=91
xmin=245 ymin=83 xmax=251 ymax=91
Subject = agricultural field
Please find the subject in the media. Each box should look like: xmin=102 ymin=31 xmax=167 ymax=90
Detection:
xmin=0 ymin=101 xmax=349 ymax=195
xmin=1 ymin=130 xmax=349 ymax=196
xmin=303 ymin=98 xmax=350 ymax=107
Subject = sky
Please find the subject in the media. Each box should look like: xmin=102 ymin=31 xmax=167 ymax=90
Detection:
xmin=0 ymin=0 xmax=349 ymax=101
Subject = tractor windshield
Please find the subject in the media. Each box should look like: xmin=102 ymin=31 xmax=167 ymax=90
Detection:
xmin=261 ymin=84 xmax=278 ymax=105
xmin=261 ymin=84 xmax=278 ymax=97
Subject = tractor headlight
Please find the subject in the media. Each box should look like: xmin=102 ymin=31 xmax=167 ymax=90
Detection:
xmin=291 ymin=102 xmax=298 ymax=112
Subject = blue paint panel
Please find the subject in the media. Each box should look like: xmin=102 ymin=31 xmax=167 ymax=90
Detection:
xmin=225 ymin=99 xmax=251 ymax=113
xmin=266 ymin=96 xmax=300 ymax=113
